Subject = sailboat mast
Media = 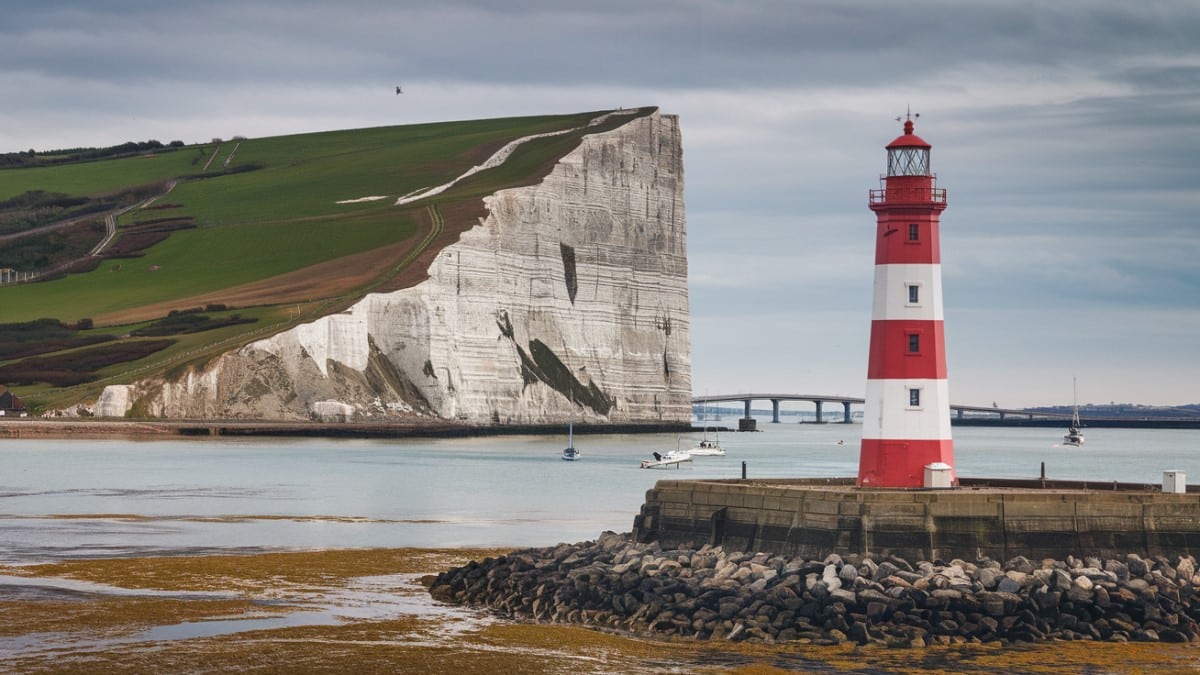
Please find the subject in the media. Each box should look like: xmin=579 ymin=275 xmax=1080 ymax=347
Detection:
xmin=1072 ymin=377 xmax=1080 ymax=424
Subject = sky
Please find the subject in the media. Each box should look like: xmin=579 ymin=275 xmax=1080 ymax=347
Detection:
xmin=2 ymin=0 xmax=1197 ymax=409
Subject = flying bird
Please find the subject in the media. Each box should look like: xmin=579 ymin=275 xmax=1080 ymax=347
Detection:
xmin=395 ymin=85 xmax=403 ymax=95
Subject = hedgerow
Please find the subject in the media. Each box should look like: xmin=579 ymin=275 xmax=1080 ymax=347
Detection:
xmin=0 ymin=339 xmax=175 ymax=386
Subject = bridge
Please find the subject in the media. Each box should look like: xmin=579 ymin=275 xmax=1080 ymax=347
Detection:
xmin=691 ymin=393 xmax=1070 ymax=427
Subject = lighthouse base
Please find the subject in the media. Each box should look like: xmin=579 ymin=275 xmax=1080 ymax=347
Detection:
xmin=857 ymin=439 xmax=955 ymax=488
xmin=632 ymin=477 xmax=1200 ymax=563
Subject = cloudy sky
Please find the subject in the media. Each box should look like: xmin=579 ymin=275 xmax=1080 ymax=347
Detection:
xmin=3 ymin=1 xmax=1198 ymax=408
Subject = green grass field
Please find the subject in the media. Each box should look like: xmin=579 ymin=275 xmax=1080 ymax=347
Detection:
xmin=0 ymin=147 xmax=210 ymax=201
xmin=0 ymin=107 xmax=654 ymax=410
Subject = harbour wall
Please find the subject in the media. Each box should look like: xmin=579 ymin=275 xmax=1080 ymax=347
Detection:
xmin=632 ymin=477 xmax=1200 ymax=562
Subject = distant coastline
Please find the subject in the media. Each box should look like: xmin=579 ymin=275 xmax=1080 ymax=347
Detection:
xmin=952 ymin=418 xmax=1200 ymax=429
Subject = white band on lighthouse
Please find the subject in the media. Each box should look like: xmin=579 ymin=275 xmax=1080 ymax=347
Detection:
xmin=861 ymin=379 xmax=952 ymax=440
xmin=871 ymin=263 xmax=944 ymax=321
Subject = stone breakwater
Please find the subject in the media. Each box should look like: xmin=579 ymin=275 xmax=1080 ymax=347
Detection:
xmin=429 ymin=532 xmax=1200 ymax=646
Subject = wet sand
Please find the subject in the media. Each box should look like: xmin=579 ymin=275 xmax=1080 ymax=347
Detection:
xmin=2 ymin=548 xmax=1198 ymax=674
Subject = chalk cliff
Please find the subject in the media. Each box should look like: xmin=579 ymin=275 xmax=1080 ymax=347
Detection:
xmin=98 ymin=110 xmax=691 ymax=425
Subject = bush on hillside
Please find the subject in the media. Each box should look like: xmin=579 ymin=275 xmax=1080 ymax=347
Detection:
xmin=0 ymin=319 xmax=114 ymax=360
xmin=131 ymin=313 xmax=256 ymax=337
xmin=0 ymin=339 xmax=175 ymax=387
xmin=0 ymin=139 xmax=178 ymax=168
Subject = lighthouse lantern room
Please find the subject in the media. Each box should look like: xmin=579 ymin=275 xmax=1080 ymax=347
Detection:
xmin=858 ymin=112 xmax=955 ymax=488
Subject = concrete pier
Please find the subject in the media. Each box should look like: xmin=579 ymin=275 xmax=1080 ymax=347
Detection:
xmin=632 ymin=477 xmax=1200 ymax=562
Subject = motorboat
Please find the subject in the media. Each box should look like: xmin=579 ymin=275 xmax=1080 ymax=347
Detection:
xmin=640 ymin=449 xmax=692 ymax=469
xmin=689 ymin=428 xmax=726 ymax=457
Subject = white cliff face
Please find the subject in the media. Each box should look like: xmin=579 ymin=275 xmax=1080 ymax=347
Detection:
xmin=105 ymin=110 xmax=690 ymax=424
xmin=95 ymin=385 xmax=133 ymax=417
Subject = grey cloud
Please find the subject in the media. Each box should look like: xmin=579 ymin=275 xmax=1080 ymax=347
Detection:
xmin=7 ymin=1 xmax=1196 ymax=90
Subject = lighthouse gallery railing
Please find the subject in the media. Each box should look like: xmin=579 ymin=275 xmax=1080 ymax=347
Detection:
xmin=869 ymin=187 xmax=948 ymax=205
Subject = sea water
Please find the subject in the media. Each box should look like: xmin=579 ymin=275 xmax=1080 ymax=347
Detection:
xmin=0 ymin=421 xmax=1197 ymax=564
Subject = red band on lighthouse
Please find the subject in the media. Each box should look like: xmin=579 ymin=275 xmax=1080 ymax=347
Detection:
xmin=858 ymin=114 xmax=955 ymax=488
xmin=873 ymin=218 xmax=942 ymax=265
xmin=866 ymin=320 xmax=947 ymax=380
xmin=859 ymin=439 xmax=955 ymax=487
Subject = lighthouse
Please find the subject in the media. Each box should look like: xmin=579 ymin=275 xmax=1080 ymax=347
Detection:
xmin=858 ymin=113 xmax=955 ymax=488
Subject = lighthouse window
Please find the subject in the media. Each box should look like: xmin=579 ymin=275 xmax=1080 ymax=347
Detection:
xmin=887 ymin=147 xmax=930 ymax=176
xmin=909 ymin=388 xmax=922 ymax=407
xmin=907 ymin=284 xmax=920 ymax=304
xmin=908 ymin=334 xmax=920 ymax=353
xmin=908 ymin=223 xmax=920 ymax=241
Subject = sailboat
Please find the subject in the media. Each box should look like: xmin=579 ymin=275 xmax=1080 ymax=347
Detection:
xmin=689 ymin=426 xmax=726 ymax=456
xmin=1063 ymin=378 xmax=1085 ymax=447
xmin=561 ymin=409 xmax=580 ymax=460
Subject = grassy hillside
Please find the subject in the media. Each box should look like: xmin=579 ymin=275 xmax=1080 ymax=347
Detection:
xmin=0 ymin=107 xmax=655 ymax=412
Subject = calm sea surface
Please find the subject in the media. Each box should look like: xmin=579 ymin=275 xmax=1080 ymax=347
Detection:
xmin=2 ymin=419 xmax=1198 ymax=564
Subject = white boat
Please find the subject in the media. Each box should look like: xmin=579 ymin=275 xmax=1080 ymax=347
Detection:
xmin=1063 ymin=427 xmax=1084 ymax=447
xmin=561 ymin=411 xmax=580 ymax=461
xmin=640 ymin=449 xmax=692 ymax=469
xmin=1064 ymin=413 xmax=1084 ymax=446
xmin=1063 ymin=378 xmax=1085 ymax=447
xmin=689 ymin=427 xmax=726 ymax=457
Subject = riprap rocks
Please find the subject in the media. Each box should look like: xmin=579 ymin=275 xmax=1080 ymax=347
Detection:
xmin=430 ymin=534 xmax=1200 ymax=646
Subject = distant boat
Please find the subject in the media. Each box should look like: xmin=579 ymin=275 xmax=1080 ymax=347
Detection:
xmin=689 ymin=427 xmax=726 ymax=456
xmin=640 ymin=448 xmax=692 ymax=469
xmin=1064 ymin=378 xmax=1085 ymax=447
xmin=561 ymin=411 xmax=580 ymax=461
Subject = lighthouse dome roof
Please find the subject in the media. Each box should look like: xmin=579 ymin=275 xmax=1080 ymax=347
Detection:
xmin=886 ymin=118 xmax=930 ymax=149
xmin=887 ymin=133 xmax=930 ymax=149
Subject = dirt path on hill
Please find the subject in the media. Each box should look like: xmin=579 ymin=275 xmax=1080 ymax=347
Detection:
xmin=0 ymin=181 xmax=178 ymax=247
xmin=88 ymin=181 xmax=179 ymax=257
xmin=0 ymin=211 xmax=100 ymax=245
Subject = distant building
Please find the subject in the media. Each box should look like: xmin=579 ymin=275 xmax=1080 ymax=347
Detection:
xmin=0 ymin=391 xmax=27 ymax=416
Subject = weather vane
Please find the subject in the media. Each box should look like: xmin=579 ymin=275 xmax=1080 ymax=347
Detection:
xmin=894 ymin=105 xmax=920 ymax=123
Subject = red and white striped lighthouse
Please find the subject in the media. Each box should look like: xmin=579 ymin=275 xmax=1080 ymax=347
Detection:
xmin=857 ymin=113 xmax=955 ymax=488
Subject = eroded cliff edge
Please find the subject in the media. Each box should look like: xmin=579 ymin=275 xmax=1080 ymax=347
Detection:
xmin=98 ymin=110 xmax=691 ymax=425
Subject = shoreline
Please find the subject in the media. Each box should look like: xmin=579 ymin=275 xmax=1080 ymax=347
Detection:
xmin=6 ymin=417 xmax=1197 ymax=440
xmin=2 ymin=545 xmax=1193 ymax=673
xmin=0 ymin=418 xmax=694 ymax=440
